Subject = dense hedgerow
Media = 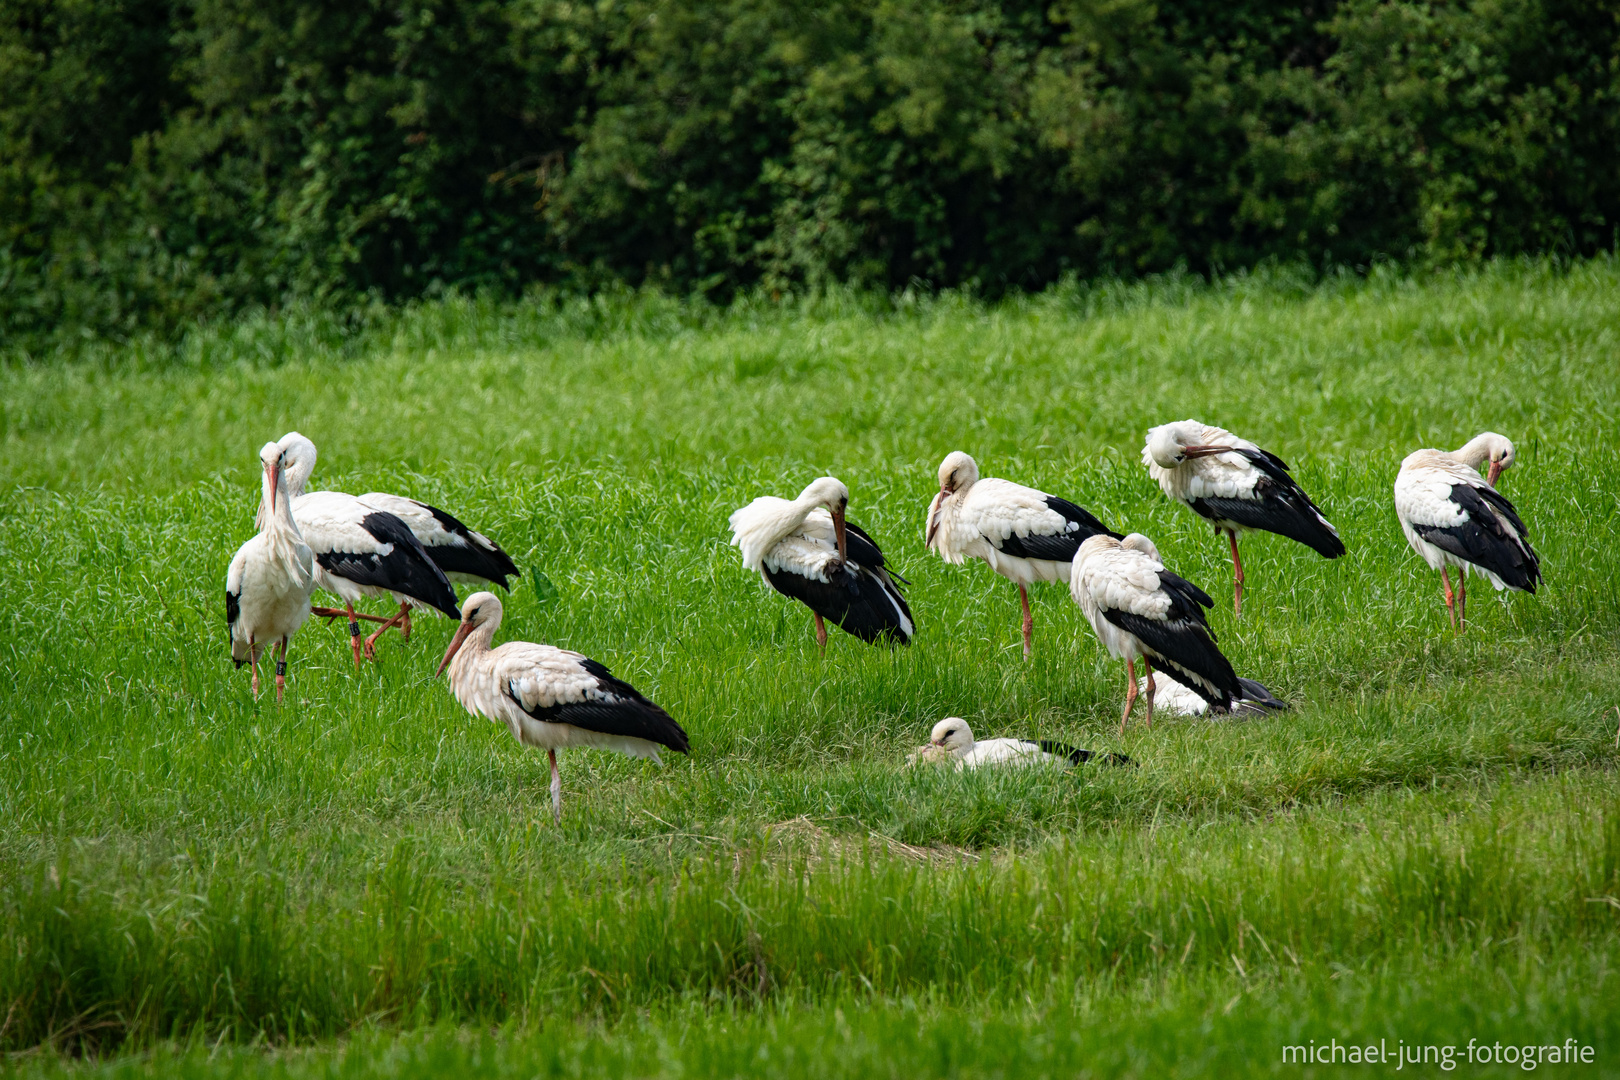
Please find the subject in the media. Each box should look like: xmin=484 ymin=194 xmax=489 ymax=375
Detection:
xmin=2 ymin=0 xmax=1617 ymax=345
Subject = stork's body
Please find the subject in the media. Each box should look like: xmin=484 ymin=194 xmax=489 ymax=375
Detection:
xmin=1071 ymin=533 xmax=1242 ymax=733
xmin=274 ymin=433 xmax=461 ymax=663
xmin=1144 ymin=420 xmax=1343 ymax=614
xmin=1138 ymin=675 xmax=1288 ymax=718
xmin=226 ymin=442 xmax=315 ymax=701
xmin=1393 ymin=432 xmax=1539 ymax=632
xmin=437 ymin=592 xmax=688 ymax=822
xmin=730 ymin=477 xmax=913 ymax=648
xmin=918 ymin=717 xmax=1129 ymax=770
xmin=926 ymin=452 xmax=1119 ymax=656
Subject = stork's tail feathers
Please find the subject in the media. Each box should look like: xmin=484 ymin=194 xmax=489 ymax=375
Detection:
xmin=1234 ymin=678 xmax=1289 ymax=713
xmin=1037 ymin=740 xmax=1134 ymax=768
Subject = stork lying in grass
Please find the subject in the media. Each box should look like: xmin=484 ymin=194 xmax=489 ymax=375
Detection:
xmin=908 ymin=718 xmax=1131 ymax=770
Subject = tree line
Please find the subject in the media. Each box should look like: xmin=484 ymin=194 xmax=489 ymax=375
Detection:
xmin=3 ymin=0 xmax=1616 ymax=346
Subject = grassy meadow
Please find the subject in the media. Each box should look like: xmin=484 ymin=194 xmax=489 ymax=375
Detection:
xmin=1 ymin=261 xmax=1618 ymax=1077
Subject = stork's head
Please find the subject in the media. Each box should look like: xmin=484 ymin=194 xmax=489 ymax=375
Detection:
xmin=937 ymin=451 xmax=978 ymax=496
xmin=798 ymin=476 xmax=850 ymax=560
xmin=436 ymin=591 xmax=503 ymax=677
xmin=259 ymin=441 xmax=286 ymax=513
xmin=1144 ymin=420 xmax=1225 ymax=469
xmin=1458 ymin=432 xmax=1516 ymax=487
xmin=929 ymin=717 xmax=975 ymax=755
xmin=276 ymin=431 xmax=318 ymax=497
xmin=1120 ymin=532 xmax=1162 ymax=563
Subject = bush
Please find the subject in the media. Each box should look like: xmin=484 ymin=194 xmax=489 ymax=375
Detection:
xmin=2 ymin=0 xmax=1617 ymax=346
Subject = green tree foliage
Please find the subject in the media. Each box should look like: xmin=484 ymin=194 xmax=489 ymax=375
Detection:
xmin=3 ymin=0 xmax=1617 ymax=344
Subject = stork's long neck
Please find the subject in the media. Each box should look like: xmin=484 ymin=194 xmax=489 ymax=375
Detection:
xmin=1452 ymin=434 xmax=1497 ymax=470
xmin=259 ymin=467 xmax=313 ymax=584
xmin=449 ymin=618 xmax=500 ymax=682
xmin=284 ymin=454 xmax=315 ymax=499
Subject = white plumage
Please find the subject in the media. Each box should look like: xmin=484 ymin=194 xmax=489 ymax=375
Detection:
xmin=1071 ymin=533 xmax=1242 ymax=733
xmin=1137 ymin=675 xmax=1289 ymax=718
xmin=911 ymin=718 xmax=1127 ymax=770
xmin=729 ymin=477 xmax=913 ymax=646
xmin=925 ymin=451 xmax=1118 ymax=655
xmin=1143 ymin=419 xmax=1343 ymax=614
xmin=437 ymin=592 xmax=689 ymax=822
xmin=1393 ymin=432 xmax=1540 ymax=632
xmin=225 ymin=441 xmax=315 ymax=702
xmin=275 ymin=433 xmax=460 ymax=663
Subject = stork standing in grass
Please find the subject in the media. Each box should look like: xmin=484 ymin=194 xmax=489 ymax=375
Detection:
xmin=274 ymin=433 xmax=461 ymax=663
xmin=1071 ymin=533 xmax=1243 ymax=734
xmin=1393 ymin=432 xmax=1540 ymax=633
xmin=437 ymin=591 xmax=688 ymax=822
xmin=1143 ymin=420 xmax=1343 ymax=615
xmin=926 ymin=451 xmax=1119 ymax=656
xmin=729 ymin=476 xmax=914 ymax=648
xmin=226 ymin=442 xmax=315 ymax=701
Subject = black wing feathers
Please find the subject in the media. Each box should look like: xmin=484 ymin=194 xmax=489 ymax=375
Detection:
xmin=315 ymin=512 xmax=461 ymax=618
xmin=507 ymin=658 xmax=689 ymax=754
xmin=225 ymin=589 xmax=240 ymax=629
xmin=422 ymin=503 xmax=521 ymax=589
xmin=1235 ymin=678 xmax=1289 ymax=712
xmin=1104 ymin=609 xmax=1242 ymax=705
xmin=764 ymin=562 xmax=912 ymax=643
xmin=1035 ymin=740 xmax=1133 ymax=767
xmin=994 ymin=496 xmax=1120 ymax=562
xmin=1188 ymin=448 xmax=1345 ymax=559
xmin=1412 ymin=484 xmax=1541 ymax=592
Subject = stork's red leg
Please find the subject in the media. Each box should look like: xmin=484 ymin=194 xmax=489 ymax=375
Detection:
xmin=815 ymin=613 xmax=827 ymax=653
xmin=274 ymin=637 xmax=288 ymax=704
xmin=248 ymin=639 xmax=261 ymax=699
xmin=1143 ymin=658 xmax=1157 ymax=729
xmin=1440 ymin=568 xmax=1457 ymax=632
xmin=1457 ymin=573 xmax=1468 ymax=634
xmin=548 ymin=748 xmax=562 ymax=824
xmin=363 ymin=602 xmax=411 ymax=659
xmin=400 ymin=608 xmax=413 ymax=642
xmin=313 ymin=606 xmax=391 ymax=624
xmin=1227 ymin=530 xmax=1244 ymax=616
xmin=345 ymin=602 xmax=364 ymax=667
xmin=1120 ymin=658 xmax=1138 ymax=735
xmin=1018 ymin=583 xmax=1034 ymax=658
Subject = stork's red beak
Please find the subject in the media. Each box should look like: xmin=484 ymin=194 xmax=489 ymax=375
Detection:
xmin=436 ymin=620 xmax=473 ymax=677
xmin=1486 ymin=460 xmax=1504 ymax=487
xmin=1181 ymin=445 xmax=1230 ymax=460
xmin=832 ymin=506 xmax=847 ymax=561
xmin=265 ymin=461 xmax=279 ymax=512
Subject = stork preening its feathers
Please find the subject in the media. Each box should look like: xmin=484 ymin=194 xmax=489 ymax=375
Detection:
xmin=1144 ymin=420 xmax=1343 ymax=615
xmin=274 ymin=433 xmax=461 ymax=663
xmin=1071 ymin=533 xmax=1243 ymax=734
xmin=226 ymin=442 xmax=315 ymax=701
xmin=437 ymin=592 xmax=688 ymax=822
xmin=1394 ymin=432 xmax=1540 ymax=632
xmin=729 ymin=477 xmax=914 ymax=648
xmin=926 ymin=451 xmax=1120 ymax=656
xmin=913 ymin=717 xmax=1131 ymax=770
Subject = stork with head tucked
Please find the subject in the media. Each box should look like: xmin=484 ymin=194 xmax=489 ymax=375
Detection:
xmin=274 ymin=433 xmax=461 ymax=663
xmin=1393 ymin=432 xmax=1540 ymax=633
xmin=729 ymin=476 xmax=913 ymax=649
xmin=437 ymin=591 xmax=688 ymax=823
xmin=915 ymin=717 xmax=1131 ymax=770
xmin=226 ymin=442 xmax=315 ymax=701
xmin=926 ymin=451 xmax=1120 ymax=656
xmin=1071 ymin=533 xmax=1242 ymax=734
xmin=1143 ymin=420 xmax=1344 ymax=615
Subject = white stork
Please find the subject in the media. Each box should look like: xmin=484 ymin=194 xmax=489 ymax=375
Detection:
xmin=1138 ymin=675 xmax=1288 ymax=718
xmin=356 ymin=491 xmax=521 ymax=641
xmin=274 ymin=433 xmax=461 ymax=664
xmin=729 ymin=476 xmax=913 ymax=648
xmin=1071 ymin=533 xmax=1243 ymax=734
xmin=436 ymin=591 xmax=689 ymax=822
xmin=1393 ymin=432 xmax=1540 ymax=632
xmin=1143 ymin=420 xmax=1344 ymax=614
xmin=913 ymin=717 xmax=1130 ymax=770
xmin=226 ymin=441 xmax=315 ymax=701
xmin=926 ymin=451 xmax=1120 ymax=656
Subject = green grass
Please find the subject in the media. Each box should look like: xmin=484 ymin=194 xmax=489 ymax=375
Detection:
xmin=2 ymin=261 xmax=1619 ymax=1076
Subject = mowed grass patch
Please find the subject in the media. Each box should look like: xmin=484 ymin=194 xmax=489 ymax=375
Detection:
xmin=1 ymin=260 xmax=1618 ymax=1071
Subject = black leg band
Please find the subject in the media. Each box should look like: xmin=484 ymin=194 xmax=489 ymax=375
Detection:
xmin=349 ymin=621 xmax=361 ymax=637
xmin=276 ymin=660 xmax=287 ymax=677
